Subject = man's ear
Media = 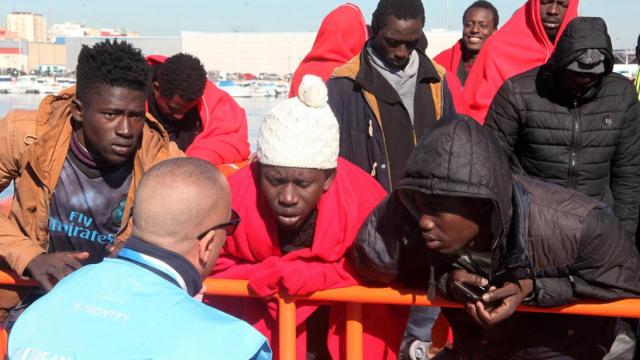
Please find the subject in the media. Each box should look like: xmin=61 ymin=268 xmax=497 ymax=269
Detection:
xmin=198 ymin=229 xmax=225 ymax=268
xmin=322 ymin=169 xmax=337 ymax=192
xmin=71 ymin=98 xmax=83 ymax=124
xmin=152 ymin=81 xmax=161 ymax=98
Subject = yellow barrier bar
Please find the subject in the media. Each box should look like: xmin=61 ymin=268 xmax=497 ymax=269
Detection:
xmin=278 ymin=297 xmax=296 ymax=360
xmin=345 ymin=303 xmax=363 ymax=360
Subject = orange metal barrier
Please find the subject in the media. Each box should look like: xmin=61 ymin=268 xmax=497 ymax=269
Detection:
xmin=2 ymin=272 xmax=640 ymax=360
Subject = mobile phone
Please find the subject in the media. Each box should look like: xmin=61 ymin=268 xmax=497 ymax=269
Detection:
xmin=452 ymin=281 xmax=488 ymax=303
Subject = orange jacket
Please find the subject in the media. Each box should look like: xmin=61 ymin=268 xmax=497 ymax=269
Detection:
xmin=0 ymin=88 xmax=182 ymax=312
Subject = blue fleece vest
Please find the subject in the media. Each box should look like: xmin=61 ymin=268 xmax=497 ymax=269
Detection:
xmin=9 ymin=247 xmax=271 ymax=360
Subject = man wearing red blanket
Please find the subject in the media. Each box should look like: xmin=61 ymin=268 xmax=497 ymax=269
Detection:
xmin=463 ymin=0 xmax=578 ymax=123
xmin=210 ymin=75 xmax=406 ymax=359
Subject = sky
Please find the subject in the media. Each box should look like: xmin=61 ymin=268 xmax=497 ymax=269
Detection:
xmin=1 ymin=0 xmax=638 ymax=48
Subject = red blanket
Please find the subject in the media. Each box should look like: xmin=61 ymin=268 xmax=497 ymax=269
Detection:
xmin=210 ymin=158 xmax=407 ymax=359
xmin=462 ymin=0 xmax=578 ymax=123
xmin=146 ymin=55 xmax=250 ymax=165
xmin=289 ymin=3 xmax=368 ymax=97
xmin=434 ymin=41 xmax=469 ymax=115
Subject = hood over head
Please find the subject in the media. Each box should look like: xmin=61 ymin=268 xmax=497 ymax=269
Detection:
xmin=396 ymin=114 xmax=513 ymax=249
xmin=547 ymin=17 xmax=613 ymax=74
xmin=288 ymin=3 xmax=368 ymax=97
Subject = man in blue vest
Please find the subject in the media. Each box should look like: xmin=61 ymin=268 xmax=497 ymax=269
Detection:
xmin=8 ymin=158 xmax=271 ymax=360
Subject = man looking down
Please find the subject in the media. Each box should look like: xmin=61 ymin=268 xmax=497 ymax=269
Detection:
xmin=350 ymin=114 xmax=640 ymax=359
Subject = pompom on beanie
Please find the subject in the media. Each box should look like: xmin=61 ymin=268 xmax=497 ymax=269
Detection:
xmin=257 ymin=75 xmax=339 ymax=169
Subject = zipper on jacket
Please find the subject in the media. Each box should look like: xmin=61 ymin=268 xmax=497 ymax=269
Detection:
xmin=363 ymin=93 xmax=394 ymax=189
xmin=568 ymin=99 xmax=580 ymax=189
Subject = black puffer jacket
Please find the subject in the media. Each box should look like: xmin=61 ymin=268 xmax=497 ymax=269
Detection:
xmin=350 ymin=114 xmax=640 ymax=359
xmin=485 ymin=17 xmax=640 ymax=241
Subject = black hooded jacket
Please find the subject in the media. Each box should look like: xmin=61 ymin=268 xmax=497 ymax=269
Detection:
xmin=350 ymin=114 xmax=640 ymax=359
xmin=484 ymin=17 xmax=640 ymax=242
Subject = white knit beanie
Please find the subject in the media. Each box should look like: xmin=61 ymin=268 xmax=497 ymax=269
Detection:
xmin=257 ymin=75 xmax=339 ymax=169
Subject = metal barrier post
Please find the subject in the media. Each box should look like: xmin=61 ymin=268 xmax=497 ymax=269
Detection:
xmin=345 ymin=302 xmax=363 ymax=360
xmin=278 ymin=297 xmax=296 ymax=360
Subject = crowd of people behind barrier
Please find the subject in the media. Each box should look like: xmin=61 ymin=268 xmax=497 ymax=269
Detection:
xmin=0 ymin=0 xmax=639 ymax=359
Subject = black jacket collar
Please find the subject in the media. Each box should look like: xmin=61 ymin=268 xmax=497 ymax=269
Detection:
xmin=119 ymin=236 xmax=203 ymax=297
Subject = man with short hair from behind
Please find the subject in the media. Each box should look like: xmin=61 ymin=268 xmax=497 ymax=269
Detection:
xmin=147 ymin=53 xmax=251 ymax=169
xmin=8 ymin=158 xmax=271 ymax=359
xmin=434 ymin=1 xmax=499 ymax=114
xmin=0 ymin=40 xmax=182 ymax=325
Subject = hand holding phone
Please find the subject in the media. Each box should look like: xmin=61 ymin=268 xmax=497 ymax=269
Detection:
xmin=452 ymin=281 xmax=488 ymax=303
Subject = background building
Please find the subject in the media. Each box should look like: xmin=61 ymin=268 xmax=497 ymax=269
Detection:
xmin=28 ymin=42 xmax=65 ymax=72
xmin=7 ymin=12 xmax=47 ymax=42
xmin=63 ymin=36 xmax=181 ymax=70
xmin=0 ymin=39 xmax=28 ymax=71
xmin=182 ymin=30 xmax=460 ymax=75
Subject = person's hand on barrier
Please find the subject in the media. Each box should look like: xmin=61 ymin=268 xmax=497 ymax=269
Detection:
xmin=248 ymin=257 xmax=284 ymax=297
xmin=25 ymin=251 xmax=90 ymax=291
xmin=467 ymin=279 xmax=534 ymax=328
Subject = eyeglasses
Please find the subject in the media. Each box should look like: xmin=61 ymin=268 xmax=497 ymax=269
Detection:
xmin=197 ymin=209 xmax=241 ymax=239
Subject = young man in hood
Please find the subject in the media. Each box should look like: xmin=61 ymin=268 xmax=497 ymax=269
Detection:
xmin=463 ymin=0 xmax=579 ymax=123
xmin=210 ymin=75 xmax=406 ymax=359
xmin=9 ymin=158 xmax=270 ymax=359
xmin=146 ymin=53 xmax=250 ymax=168
xmin=0 ymin=40 xmax=182 ymax=324
xmin=485 ymin=17 xmax=640 ymax=244
xmin=434 ymin=1 xmax=499 ymax=114
xmin=350 ymin=114 xmax=640 ymax=359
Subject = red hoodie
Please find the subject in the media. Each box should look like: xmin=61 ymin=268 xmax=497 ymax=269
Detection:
xmin=209 ymin=158 xmax=407 ymax=359
xmin=146 ymin=55 xmax=250 ymax=165
xmin=434 ymin=40 xmax=469 ymax=115
xmin=288 ymin=3 xmax=368 ymax=97
xmin=462 ymin=0 xmax=579 ymax=123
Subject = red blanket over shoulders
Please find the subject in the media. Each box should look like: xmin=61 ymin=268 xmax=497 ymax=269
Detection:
xmin=146 ymin=55 xmax=250 ymax=165
xmin=210 ymin=158 xmax=407 ymax=359
xmin=434 ymin=41 xmax=469 ymax=115
xmin=288 ymin=3 xmax=368 ymax=98
xmin=462 ymin=0 xmax=578 ymax=123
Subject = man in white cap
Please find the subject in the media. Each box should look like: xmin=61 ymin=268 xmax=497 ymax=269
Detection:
xmin=209 ymin=75 xmax=407 ymax=359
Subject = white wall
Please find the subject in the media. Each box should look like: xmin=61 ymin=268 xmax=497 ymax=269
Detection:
xmin=0 ymin=54 xmax=28 ymax=71
xmin=182 ymin=32 xmax=315 ymax=75
xmin=182 ymin=30 xmax=461 ymax=75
